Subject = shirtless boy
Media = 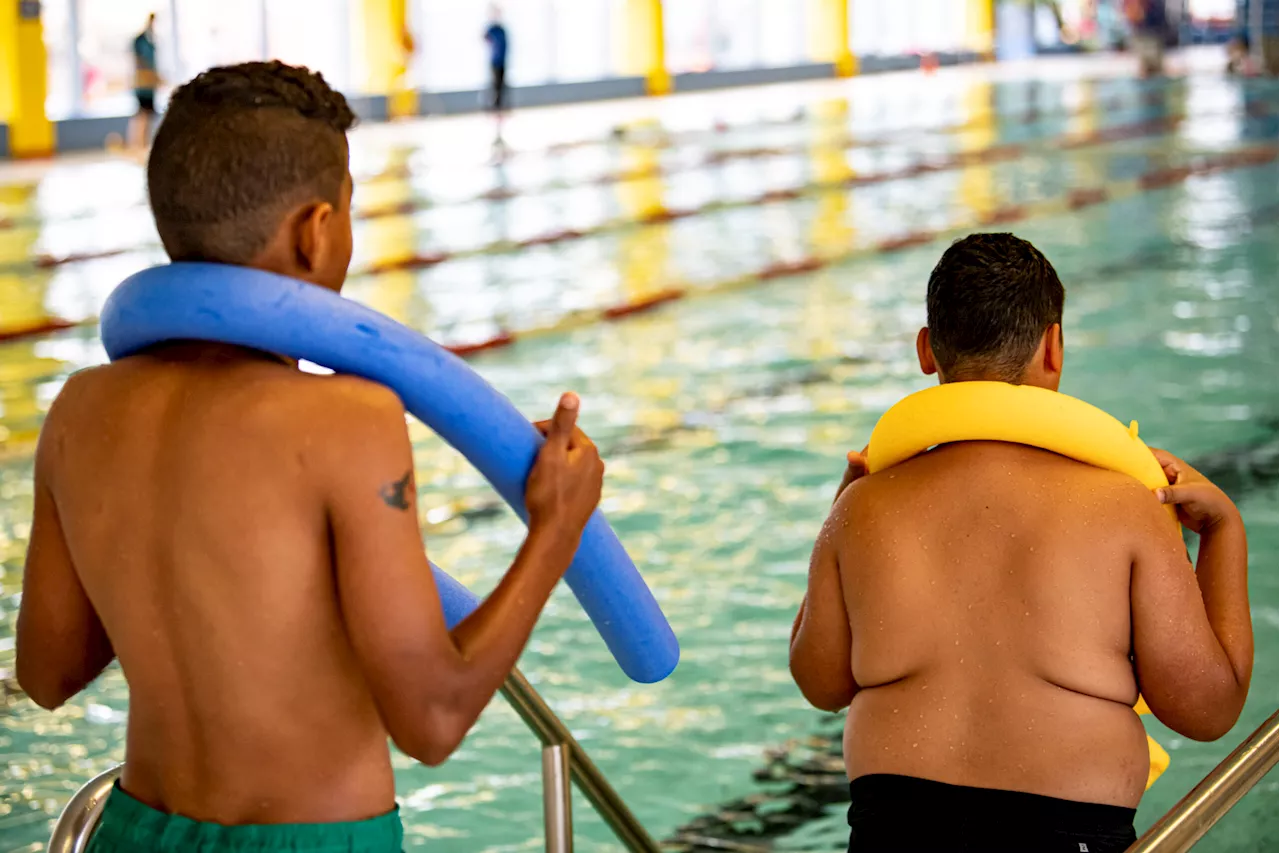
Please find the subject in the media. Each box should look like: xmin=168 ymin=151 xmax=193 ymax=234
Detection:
xmin=790 ymin=233 xmax=1253 ymax=852
xmin=17 ymin=62 xmax=604 ymax=852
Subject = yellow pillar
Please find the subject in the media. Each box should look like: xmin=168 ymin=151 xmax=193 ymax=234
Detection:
xmin=616 ymin=0 xmax=671 ymax=95
xmin=966 ymin=0 xmax=996 ymax=60
xmin=358 ymin=0 xmax=416 ymax=119
xmin=808 ymin=0 xmax=857 ymax=77
xmin=808 ymin=98 xmax=855 ymax=262
xmin=956 ymin=81 xmax=997 ymax=221
xmin=0 ymin=0 xmax=55 ymax=157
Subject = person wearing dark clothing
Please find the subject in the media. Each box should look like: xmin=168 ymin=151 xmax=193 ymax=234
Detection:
xmin=1127 ymin=0 xmax=1169 ymax=76
xmin=483 ymin=7 xmax=510 ymax=156
xmin=484 ymin=17 xmax=508 ymax=112
xmin=129 ymin=14 xmax=160 ymax=150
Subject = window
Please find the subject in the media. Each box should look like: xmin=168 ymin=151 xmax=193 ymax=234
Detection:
xmin=759 ymin=0 xmax=806 ymax=68
xmin=666 ymin=0 xmax=807 ymax=73
xmin=173 ymin=0 xmax=265 ymax=82
xmin=71 ymin=1 xmax=177 ymax=117
xmin=665 ymin=0 xmax=716 ymax=73
xmin=551 ymin=0 xmax=613 ymax=83
xmin=42 ymin=0 xmax=76 ymax=118
xmin=850 ymin=0 xmax=970 ymax=57
xmin=412 ymin=0 xmax=489 ymax=92
xmin=501 ymin=0 xmax=556 ymax=86
xmin=265 ymin=0 xmax=352 ymax=92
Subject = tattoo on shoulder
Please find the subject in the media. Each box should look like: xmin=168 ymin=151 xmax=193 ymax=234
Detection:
xmin=379 ymin=470 xmax=414 ymax=511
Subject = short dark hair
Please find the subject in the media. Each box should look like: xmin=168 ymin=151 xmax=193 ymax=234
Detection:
xmin=925 ymin=233 xmax=1064 ymax=382
xmin=148 ymin=61 xmax=356 ymax=265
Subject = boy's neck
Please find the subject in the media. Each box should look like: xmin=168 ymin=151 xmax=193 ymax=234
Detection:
xmin=142 ymin=340 xmax=296 ymax=368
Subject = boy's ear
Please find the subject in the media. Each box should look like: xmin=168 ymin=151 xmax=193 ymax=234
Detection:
xmin=1044 ymin=323 xmax=1064 ymax=375
xmin=917 ymin=327 xmax=938 ymax=377
xmin=294 ymin=201 xmax=335 ymax=277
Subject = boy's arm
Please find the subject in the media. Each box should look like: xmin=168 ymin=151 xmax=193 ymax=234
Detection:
xmin=790 ymin=463 xmax=863 ymax=712
xmin=1130 ymin=450 xmax=1252 ymax=742
xmin=16 ymin=409 xmax=115 ymax=710
xmin=326 ymin=385 xmax=602 ymax=766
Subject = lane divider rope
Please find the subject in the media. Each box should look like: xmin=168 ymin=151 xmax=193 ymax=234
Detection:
xmin=0 ymin=77 xmax=1233 ymax=235
xmin=20 ymin=103 xmax=1269 ymax=275
xmin=3 ymin=144 xmax=1274 ymax=352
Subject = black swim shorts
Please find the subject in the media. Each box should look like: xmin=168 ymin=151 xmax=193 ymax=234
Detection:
xmin=847 ymin=774 xmax=1137 ymax=853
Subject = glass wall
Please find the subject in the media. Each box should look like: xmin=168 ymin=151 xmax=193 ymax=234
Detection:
xmin=41 ymin=0 xmax=178 ymax=119
xmin=664 ymin=0 xmax=808 ymax=74
xmin=410 ymin=0 xmax=616 ymax=91
xmin=849 ymin=0 xmax=970 ymax=58
xmin=174 ymin=0 xmax=266 ymax=78
xmin=411 ymin=0 xmax=489 ymax=93
xmin=41 ymin=0 xmax=362 ymax=119
xmin=37 ymin=1 xmax=989 ymax=121
xmin=264 ymin=0 xmax=352 ymax=92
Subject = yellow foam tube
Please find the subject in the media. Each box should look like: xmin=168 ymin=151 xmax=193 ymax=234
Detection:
xmin=867 ymin=382 xmax=1176 ymax=788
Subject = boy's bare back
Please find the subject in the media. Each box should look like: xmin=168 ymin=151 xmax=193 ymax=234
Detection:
xmin=832 ymin=442 xmax=1164 ymax=807
xmin=790 ymin=234 xmax=1251 ymax=851
xmin=17 ymin=64 xmax=608 ymax=845
xmin=32 ymin=345 xmax=401 ymax=823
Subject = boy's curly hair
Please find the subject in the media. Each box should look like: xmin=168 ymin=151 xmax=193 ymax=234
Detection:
xmin=148 ymin=61 xmax=357 ymax=265
xmin=926 ymin=233 xmax=1065 ymax=383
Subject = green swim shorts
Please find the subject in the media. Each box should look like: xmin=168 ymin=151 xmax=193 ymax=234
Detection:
xmin=85 ymin=783 xmax=404 ymax=853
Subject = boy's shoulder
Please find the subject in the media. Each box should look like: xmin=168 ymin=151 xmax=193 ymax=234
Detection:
xmin=45 ymin=361 xmax=406 ymax=446
xmin=835 ymin=443 xmax=1169 ymax=528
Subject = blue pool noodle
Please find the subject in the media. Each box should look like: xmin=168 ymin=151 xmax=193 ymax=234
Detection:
xmin=100 ymin=263 xmax=679 ymax=683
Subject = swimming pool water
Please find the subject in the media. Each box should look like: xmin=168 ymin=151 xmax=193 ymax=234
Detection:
xmin=1 ymin=61 xmax=1277 ymax=851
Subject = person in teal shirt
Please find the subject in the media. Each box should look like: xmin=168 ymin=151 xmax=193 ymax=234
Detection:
xmin=129 ymin=14 xmax=160 ymax=151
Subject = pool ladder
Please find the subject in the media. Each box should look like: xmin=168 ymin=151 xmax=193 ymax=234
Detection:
xmin=45 ymin=695 xmax=1279 ymax=853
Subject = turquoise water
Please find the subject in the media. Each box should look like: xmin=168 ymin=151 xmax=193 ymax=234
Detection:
xmin=1 ymin=67 xmax=1278 ymax=851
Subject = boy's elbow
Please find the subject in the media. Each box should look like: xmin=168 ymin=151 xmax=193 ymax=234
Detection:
xmin=1153 ymin=687 xmax=1247 ymax=743
xmin=1169 ymin=713 xmax=1239 ymax=743
xmin=15 ymin=665 xmax=74 ymax=711
xmin=389 ymin=708 xmax=471 ymax=768
xmin=790 ymin=653 xmax=855 ymax=713
xmin=799 ymin=685 xmax=854 ymax=713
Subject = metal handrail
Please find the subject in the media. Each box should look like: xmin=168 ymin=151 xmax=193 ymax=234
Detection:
xmin=1126 ymin=710 xmax=1279 ymax=853
xmin=46 ymin=764 xmax=118 ymax=853
xmin=501 ymin=670 xmax=661 ymax=853
xmin=46 ymin=668 xmax=660 ymax=853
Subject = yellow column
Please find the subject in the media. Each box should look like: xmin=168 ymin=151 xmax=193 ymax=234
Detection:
xmin=966 ymin=0 xmax=996 ymax=60
xmin=616 ymin=0 xmax=671 ymax=95
xmin=808 ymin=98 xmax=855 ymax=262
xmin=0 ymin=0 xmax=55 ymax=157
xmin=956 ymin=80 xmax=997 ymax=221
xmin=358 ymin=0 xmax=416 ymax=119
xmin=808 ymin=0 xmax=857 ymax=77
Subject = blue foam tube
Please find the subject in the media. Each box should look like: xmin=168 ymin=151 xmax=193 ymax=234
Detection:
xmin=431 ymin=563 xmax=479 ymax=631
xmin=100 ymin=263 xmax=679 ymax=683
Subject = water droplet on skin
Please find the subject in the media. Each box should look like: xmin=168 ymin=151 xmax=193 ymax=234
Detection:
xmin=912 ymin=743 xmax=919 ymax=748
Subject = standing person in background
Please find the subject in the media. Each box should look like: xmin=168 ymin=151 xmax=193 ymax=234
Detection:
xmin=128 ymin=14 xmax=161 ymax=152
xmin=484 ymin=5 xmax=510 ymax=159
xmin=1126 ymin=0 xmax=1169 ymax=76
